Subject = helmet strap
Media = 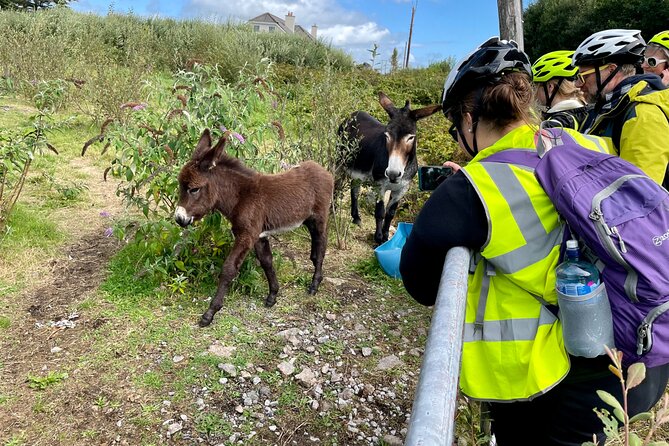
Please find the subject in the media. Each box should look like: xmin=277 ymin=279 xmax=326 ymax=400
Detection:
xmin=595 ymin=64 xmax=622 ymax=101
xmin=545 ymin=78 xmax=563 ymax=109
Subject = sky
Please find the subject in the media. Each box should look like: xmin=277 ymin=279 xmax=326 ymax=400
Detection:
xmin=70 ymin=0 xmax=529 ymax=69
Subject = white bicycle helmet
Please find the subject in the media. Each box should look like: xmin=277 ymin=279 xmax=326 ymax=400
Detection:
xmin=572 ymin=29 xmax=645 ymax=66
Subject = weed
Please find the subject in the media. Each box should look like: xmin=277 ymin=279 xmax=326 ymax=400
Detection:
xmin=26 ymin=371 xmax=68 ymax=390
xmin=0 ymin=315 xmax=9 ymax=329
xmin=195 ymin=412 xmax=232 ymax=436
xmin=585 ymin=347 xmax=669 ymax=446
xmin=136 ymin=371 xmax=163 ymax=390
xmin=4 ymin=434 xmax=26 ymax=446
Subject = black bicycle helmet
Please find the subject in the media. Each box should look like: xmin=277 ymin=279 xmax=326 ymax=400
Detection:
xmin=441 ymin=37 xmax=531 ymax=115
xmin=572 ymin=29 xmax=646 ymax=66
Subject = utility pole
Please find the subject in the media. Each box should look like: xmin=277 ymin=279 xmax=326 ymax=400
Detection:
xmin=497 ymin=0 xmax=524 ymax=50
xmin=404 ymin=0 xmax=417 ymax=68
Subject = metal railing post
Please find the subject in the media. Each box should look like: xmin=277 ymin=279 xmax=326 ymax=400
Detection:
xmin=405 ymin=247 xmax=471 ymax=446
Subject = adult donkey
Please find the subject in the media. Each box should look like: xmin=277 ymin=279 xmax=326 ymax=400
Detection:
xmin=337 ymin=92 xmax=441 ymax=244
xmin=175 ymin=129 xmax=334 ymax=327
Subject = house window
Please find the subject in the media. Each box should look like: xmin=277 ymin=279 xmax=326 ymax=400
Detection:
xmin=269 ymin=26 xmax=275 ymax=32
xmin=253 ymin=25 xmax=259 ymax=32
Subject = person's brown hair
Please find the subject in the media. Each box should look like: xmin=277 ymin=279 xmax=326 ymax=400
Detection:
xmin=451 ymin=71 xmax=538 ymax=131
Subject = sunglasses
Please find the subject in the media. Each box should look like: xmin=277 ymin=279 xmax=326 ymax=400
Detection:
xmin=644 ymin=56 xmax=668 ymax=68
xmin=448 ymin=122 xmax=458 ymax=141
xmin=575 ymin=64 xmax=611 ymax=85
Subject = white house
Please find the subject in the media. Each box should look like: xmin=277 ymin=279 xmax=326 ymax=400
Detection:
xmin=248 ymin=12 xmax=317 ymax=40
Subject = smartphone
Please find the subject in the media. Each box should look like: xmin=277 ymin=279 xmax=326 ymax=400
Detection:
xmin=418 ymin=165 xmax=454 ymax=191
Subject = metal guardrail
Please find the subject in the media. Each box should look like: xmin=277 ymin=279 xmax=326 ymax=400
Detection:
xmin=404 ymin=247 xmax=471 ymax=446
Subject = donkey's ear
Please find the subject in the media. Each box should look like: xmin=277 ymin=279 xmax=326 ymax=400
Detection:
xmin=211 ymin=132 xmax=231 ymax=165
xmin=192 ymin=129 xmax=213 ymax=162
xmin=411 ymin=104 xmax=442 ymax=120
xmin=378 ymin=92 xmax=396 ymax=116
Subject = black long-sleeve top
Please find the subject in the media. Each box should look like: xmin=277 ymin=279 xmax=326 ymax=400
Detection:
xmin=400 ymin=170 xmax=487 ymax=306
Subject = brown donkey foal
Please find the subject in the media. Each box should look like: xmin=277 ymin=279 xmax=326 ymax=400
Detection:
xmin=175 ymin=129 xmax=334 ymax=327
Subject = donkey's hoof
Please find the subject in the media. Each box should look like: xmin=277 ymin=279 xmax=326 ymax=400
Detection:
xmin=308 ymin=286 xmax=318 ymax=295
xmin=198 ymin=314 xmax=213 ymax=327
xmin=374 ymin=234 xmax=387 ymax=245
xmin=353 ymin=218 xmax=362 ymax=226
xmin=264 ymin=296 xmax=277 ymax=308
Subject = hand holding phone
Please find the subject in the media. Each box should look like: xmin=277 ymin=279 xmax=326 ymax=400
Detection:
xmin=418 ymin=165 xmax=454 ymax=191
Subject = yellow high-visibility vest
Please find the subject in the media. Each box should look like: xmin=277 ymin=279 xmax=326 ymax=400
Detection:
xmin=459 ymin=125 xmax=608 ymax=401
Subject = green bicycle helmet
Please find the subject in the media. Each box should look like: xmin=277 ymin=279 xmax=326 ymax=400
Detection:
xmin=649 ymin=30 xmax=669 ymax=51
xmin=532 ymin=50 xmax=578 ymax=82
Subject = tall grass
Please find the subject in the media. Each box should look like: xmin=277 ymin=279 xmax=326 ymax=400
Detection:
xmin=0 ymin=7 xmax=354 ymax=120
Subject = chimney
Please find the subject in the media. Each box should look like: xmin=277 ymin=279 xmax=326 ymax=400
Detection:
xmin=284 ymin=12 xmax=295 ymax=33
xmin=311 ymin=24 xmax=318 ymax=38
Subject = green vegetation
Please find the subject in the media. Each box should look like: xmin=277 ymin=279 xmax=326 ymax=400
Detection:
xmin=27 ymin=371 xmax=68 ymax=390
xmin=523 ymin=0 xmax=669 ymax=61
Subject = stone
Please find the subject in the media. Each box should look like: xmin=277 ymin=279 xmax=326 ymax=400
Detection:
xmin=277 ymin=361 xmax=295 ymax=376
xmin=377 ymin=355 xmax=404 ymax=371
xmin=383 ymin=434 xmax=403 ymax=446
xmin=208 ymin=344 xmax=236 ymax=358
xmin=218 ymin=363 xmax=237 ymax=377
xmin=361 ymin=347 xmax=373 ymax=357
xmin=295 ymin=367 xmax=317 ymax=387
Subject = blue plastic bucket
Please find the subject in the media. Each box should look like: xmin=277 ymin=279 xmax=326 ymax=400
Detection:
xmin=374 ymin=222 xmax=413 ymax=279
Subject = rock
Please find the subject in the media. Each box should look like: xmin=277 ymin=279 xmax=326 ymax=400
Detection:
xmin=235 ymin=405 xmax=244 ymax=414
xmin=377 ymin=355 xmax=404 ymax=371
xmin=208 ymin=344 xmax=236 ymax=358
xmin=277 ymin=361 xmax=295 ymax=376
xmin=361 ymin=347 xmax=373 ymax=357
xmin=50 ymin=346 xmax=63 ymax=353
xmin=166 ymin=422 xmax=183 ymax=436
xmin=172 ymin=355 xmax=184 ymax=363
xmin=218 ymin=363 xmax=237 ymax=377
xmin=276 ymin=328 xmax=301 ymax=340
xmin=324 ymin=277 xmax=346 ymax=287
xmin=295 ymin=367 xmax=317 ymax=387
xmin=383 ymin=434 xmax=403 ymax=446
xmin=409 ymin=348 xmax=422 ymax=357
xmin=325 ymin=313 xmax=337 ymax=321
xmin=340 ymin=388 xmax=355 ymax=400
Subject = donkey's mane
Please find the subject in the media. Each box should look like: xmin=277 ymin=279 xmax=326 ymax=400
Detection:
xmin=216 ymin=153 xmax=257 ymax=176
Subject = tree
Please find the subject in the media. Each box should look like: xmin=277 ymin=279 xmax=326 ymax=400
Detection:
xmin=390 ymin=48 xmax=400 ymax=72
xmin=0 ymin=0 xmax=73 ymax=9
xmin=368 ymin=43 xmax=380 ymax=70
xmin=523 ymin=0 xmax=669 ymax=62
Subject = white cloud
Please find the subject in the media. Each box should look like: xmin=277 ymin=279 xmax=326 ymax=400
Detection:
xmin=319 ymin=22 xmax=390 ymax=46
xmin=182 ymin=0 xmax=395 ymax=62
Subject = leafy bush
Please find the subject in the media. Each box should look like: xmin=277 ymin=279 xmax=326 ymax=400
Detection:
xmin=0 ymin=84 xmax=61 ymax=230
xmin=94 ymin=61 xmax=284 ymax=290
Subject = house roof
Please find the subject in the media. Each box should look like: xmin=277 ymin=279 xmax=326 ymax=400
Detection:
xmin=248 ymin=12 xmax=315 ymax=40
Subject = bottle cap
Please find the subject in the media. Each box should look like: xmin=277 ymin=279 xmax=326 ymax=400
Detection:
xmin=566 ymin=239 xmax=578 ymax=249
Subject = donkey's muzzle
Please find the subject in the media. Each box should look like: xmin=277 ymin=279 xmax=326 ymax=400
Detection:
xmin=174 ymin=207 xmax=194 ymax=227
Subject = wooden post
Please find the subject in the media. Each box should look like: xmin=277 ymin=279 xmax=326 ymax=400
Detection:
xmin=497 ymin=0 xmax=524 ymax=50
xmin=405 ymin=2 xmax=417 ymax=68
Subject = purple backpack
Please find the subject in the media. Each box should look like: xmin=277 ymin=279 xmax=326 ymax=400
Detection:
xmin=487 ymin=127 xmax=669 ymax=367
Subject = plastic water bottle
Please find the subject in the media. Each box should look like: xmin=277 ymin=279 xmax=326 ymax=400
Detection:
xmin=555 ymin=240 xmax=614 ymax=357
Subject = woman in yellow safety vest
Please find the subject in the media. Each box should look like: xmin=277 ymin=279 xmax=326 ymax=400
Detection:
xmin=400 ymin=37 xmax=669 ymax=445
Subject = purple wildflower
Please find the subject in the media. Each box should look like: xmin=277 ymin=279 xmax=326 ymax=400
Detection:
xmin=231 ymin=132 xmax=245 ymax=144
xmin=104 ymin=227 xmax=113 ymax=237
xmin=99 ymin=211 xmax=111 ymax=218
xmin=219 ymin=125 xmax=228 ymax=133
xmin=272 ymin=100 xmax=278 ymax=109
xmin=132 ymin=102 xmax=148 ymax=111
